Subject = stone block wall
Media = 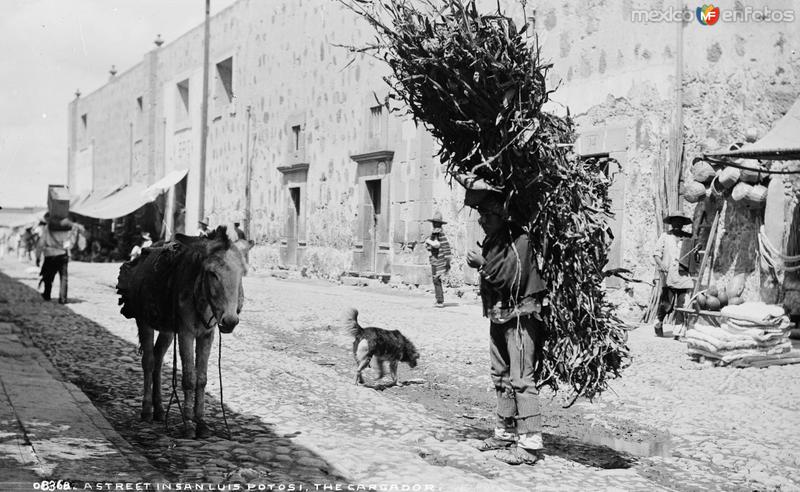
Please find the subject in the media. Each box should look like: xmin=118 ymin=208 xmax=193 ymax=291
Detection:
xmin=68 ymin=0 xmax=800 ymax=304
xmin=69 ymin=62 xmax=154 ymax=193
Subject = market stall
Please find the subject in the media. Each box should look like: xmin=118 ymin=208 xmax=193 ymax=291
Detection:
xmin=677 ymin=96 xmax=800 ymax=367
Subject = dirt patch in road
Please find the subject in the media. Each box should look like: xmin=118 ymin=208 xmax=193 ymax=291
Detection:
xmin=275 ymin=324 xmax=670 ymax=471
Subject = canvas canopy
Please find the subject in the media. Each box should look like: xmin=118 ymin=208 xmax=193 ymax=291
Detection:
xmin=705 ymin=97 xmax=800 ymax=161
xmin=71 ymin=169 xmax=188 ymax=219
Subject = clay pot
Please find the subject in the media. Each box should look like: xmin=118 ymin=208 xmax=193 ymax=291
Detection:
xmin=696 ymin=293 xmax=708 ymax=310
xmin=739 ymin=164 xmax=764 ymax=184
xmin=747 ymin=184 xmax=768 ymax=203
xmin=718 ymin=166 xmax=740 ymax=189
xmin=731 ymin=182 xmax=753 ymax=202
xmin=692 ymin=161 xmax=716 ymax=184
xmin=717 ymin=288 xmax=729 ymax=307
xmin=682 ymin=181 xmax=707 ymax=203
xmin=707 ymin=285 xmax=719 ymax=297
xmin=706 ymin=296 xmax=722 ymax=311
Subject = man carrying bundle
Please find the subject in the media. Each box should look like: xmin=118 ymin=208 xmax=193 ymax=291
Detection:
xmin=466 ymin=188 xmax=547 ymax=466
xmin=36 ymin=213 xmax=77 ymax=304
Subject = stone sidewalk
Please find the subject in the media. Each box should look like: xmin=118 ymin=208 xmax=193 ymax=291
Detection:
xmin=0 ymin=319 xmax=163 ymax=490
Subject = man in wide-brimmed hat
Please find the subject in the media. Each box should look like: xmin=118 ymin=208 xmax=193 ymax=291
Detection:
xmin=424 ymin=210 xmax=452 ymax=307
xmin=464 ymin=187 xmax=547 ymax=466
xmin=653 ymin=210 xmax=694 ymax=338
xmin=198 ymin=217 xmax=211 ymax=237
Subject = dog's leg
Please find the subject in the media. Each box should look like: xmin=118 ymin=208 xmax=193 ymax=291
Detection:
xmin=354 ymin=339 xmax=371 ymax=385
xmin=376 ymin=357 xmax=386 ymax=380
xmin=355 ymin=357 xmax=371 ymax=385
xmin=390 ymin=360 xmax=399 ymax=386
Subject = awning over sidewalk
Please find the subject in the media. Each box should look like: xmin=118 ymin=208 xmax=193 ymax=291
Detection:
xmin=71 ymin=169 xmax=188 ymax=220
xmin=143 ymin=168 xmax=188 ymax=201
xmin=705 ymin=96 xmax=800 ymax=161
xmin=0 ymin=209 xmax=46 ymax=229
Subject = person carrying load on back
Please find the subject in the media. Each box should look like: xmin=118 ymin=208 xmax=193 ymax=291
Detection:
xmin=466 ymin=188 xmax=547 ymax=466
xmin=36 ymin=213 xmax=78 ymax=304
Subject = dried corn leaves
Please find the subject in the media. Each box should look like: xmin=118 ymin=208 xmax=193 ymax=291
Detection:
xmin=344 ymin=0 xmax=629 ymax=402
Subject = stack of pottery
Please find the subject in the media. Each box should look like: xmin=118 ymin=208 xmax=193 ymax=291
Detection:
xmin=683 ymin=159 xmax=769 ymax=208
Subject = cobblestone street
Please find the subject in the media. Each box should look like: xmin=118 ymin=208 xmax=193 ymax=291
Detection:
xmin=1 ymin=258 xmax=799 ymax=491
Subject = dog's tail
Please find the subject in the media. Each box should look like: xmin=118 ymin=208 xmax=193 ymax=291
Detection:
xmin=344 ymin=308 xmax=362 ymax=338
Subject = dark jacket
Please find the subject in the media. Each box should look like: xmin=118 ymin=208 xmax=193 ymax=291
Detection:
xmin=479 ymin=228 xmax=546 ymax=322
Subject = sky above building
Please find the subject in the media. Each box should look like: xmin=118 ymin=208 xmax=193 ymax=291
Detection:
xmin=0 ymin=0 xmax=236 ymax=208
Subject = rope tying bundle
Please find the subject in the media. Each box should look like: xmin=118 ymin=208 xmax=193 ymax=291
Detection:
xmin=758 ymin=225 xmax=800 ymax=274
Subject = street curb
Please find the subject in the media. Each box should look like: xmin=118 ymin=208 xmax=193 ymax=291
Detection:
xmin=0 ymin=320 xmax=165 ymax=483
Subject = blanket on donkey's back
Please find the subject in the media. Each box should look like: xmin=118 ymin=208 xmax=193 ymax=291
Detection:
xmin=117 ymin=243 xmax=186 ymax=330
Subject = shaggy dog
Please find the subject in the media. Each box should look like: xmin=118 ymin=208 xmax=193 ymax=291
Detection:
xmin=345 ymin=308 xmax=419 ymax=386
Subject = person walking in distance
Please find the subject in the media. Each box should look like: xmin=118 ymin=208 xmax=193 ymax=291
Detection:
xmin=653 ymin=210 xmax=694 ymax=338
xmin=233 ymin=220 xmax=246 ymax=241
xmin=466 ymin=188 xmax=547 ymax=466
xmin=424 ymin=211 xmax=452 ymax=308
xmin=36 ymin=213 xmax=77 ymax=304
xmin=198 ymin=217 xmax=211 ymax=237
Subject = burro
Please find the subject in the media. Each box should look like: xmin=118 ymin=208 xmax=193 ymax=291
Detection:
xmin=116 ymin=226 xmax=253 ymax=438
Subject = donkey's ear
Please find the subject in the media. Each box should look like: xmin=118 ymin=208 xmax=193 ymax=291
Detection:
xmin=233 ymin=239 xmax=254 ymax=254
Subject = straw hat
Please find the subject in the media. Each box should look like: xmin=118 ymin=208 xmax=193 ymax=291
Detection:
xmin=426 ymin=211 xmax=447 ymax=224
xmin=663 ymin=210 xmax=692 ymax=226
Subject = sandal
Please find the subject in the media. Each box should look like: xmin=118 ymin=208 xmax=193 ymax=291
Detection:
xmin=473 ymin=436 xmax=515 ymax=451
xmin=494 ymin=446 xmax=542 ymax=466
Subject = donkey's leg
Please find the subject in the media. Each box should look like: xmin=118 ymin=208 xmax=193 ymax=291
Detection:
xmin=193 ymin=330 xmax=215 ymax=438
xmin=178 ymin=330 xmax=197 ymax=438
xmin=151 ymin=331 xmax=173 ymax=422
xmin=137 ymin=322 xmax=155 ymax=422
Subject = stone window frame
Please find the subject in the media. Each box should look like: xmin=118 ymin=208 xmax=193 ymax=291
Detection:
xmin=285 ymin=111 xmax=308 ymax=166
xmin=360 ymin=89 xmax=390 ymax=153
xmin=212 ymin=54 xmax=235 ymax=119
xmin=175 ymin=78 xmax=191 ymax=130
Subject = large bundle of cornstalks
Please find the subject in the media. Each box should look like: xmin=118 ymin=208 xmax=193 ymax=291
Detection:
xmin=343 ymin=0 xmax=629 ymax=402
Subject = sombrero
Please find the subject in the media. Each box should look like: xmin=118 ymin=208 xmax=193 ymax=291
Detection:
xmin=426 ymin=211 xmax=447 ymax=224
xmin=663 ymin=210 xmax=692 ymax=226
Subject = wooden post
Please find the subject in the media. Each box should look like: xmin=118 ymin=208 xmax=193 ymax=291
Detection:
xmin=244 ymin=105 xmax=253 ymax=238
xmin=198 ymin=0 xmax=211 ymax=221
xmin=692 ymin=205 xmax=723 ymax=296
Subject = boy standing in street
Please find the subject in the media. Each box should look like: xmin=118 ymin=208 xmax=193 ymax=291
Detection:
xmin=424 ymin=211 xmax=452 ymax=308
xmin=466 ymin=189 xmax=547 ymax=466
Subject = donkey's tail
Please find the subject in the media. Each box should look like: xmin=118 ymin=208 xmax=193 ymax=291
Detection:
xmin=344 ymin=308 xmax=362 ymax=338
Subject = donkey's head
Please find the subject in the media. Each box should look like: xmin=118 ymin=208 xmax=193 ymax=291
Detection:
xmin=177 ymin=226 xmax=253 ymax=333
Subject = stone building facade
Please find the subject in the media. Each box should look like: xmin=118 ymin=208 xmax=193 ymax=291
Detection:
xmin=67 ymin=0 xmax=799 ymax=303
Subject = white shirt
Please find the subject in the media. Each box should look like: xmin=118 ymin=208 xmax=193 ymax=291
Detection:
xmin=655 ymin=231 xmax=694 ymax=289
